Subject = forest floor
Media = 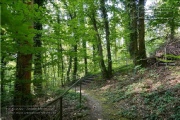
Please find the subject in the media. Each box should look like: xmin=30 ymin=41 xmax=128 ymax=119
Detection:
xmin=29 ymin=64 xmax=180 ymax=120
xmin=2 ymin=65 xmax=179 ymax=120
xmin=83 ymin=64 xmax=180 ymax=120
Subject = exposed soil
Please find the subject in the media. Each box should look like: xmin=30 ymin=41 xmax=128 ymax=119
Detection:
xmin=82 ymin=90 xmax=103 ymax=120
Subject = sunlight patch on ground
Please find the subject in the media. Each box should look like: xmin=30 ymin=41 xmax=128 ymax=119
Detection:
xmin=151 ymin=81 xmax=162 ymax=91
xmin=100 ymin=84 xmax=113 ymax=90
xmin=166 ymin=75 xmax=180 ymax=87
xmin=125 ymin=82 xmax=144 ymax=94
xmin=124 ymin=78 xmax=164 ymax=94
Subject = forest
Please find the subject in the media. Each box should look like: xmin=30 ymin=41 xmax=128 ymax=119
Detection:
xmin=1 ymin=0 xmax=180 ymax=120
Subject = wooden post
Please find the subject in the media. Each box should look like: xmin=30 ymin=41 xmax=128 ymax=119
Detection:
xmin=80 ymin=81 xmax=82 ymax=108
xmin=60 ymin=97 xmax=63 ymax=120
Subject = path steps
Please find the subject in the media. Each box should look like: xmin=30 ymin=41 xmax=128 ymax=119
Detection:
xmin=81 ymin=75 xmax=97 ymax=85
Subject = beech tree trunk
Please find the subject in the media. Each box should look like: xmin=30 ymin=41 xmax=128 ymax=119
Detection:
xmin=100 ymin=0 xmax=112 ymax=78
xmin=170 ymin=18 xmax=175 ymax=40
xmin=73 ymin=44 xmax=78 ymax=80
xmin=33 ymin=0 xmax=45 ymax=96
xmin=13 ymin=1 xmax=33 ymax=119
xmin=128 ymin=0 xmax=138 ymax=65
xmin=91 ymin=12 xmax=109 ymax=79
xmin=33 ymin=22 xmax=43 ymax=95
xmin=63 ymin=1 xmax=78 ymax=81
xmin=83 ymin=40 xmax=88 ymax=75
xmin=67 ymin=55 xmax=72 ymax=82
xmin=1 ymin=32 xmax=6 ymax=97
xmin=138 ymin=0 xmax=147 ymax=67
xmin=93 ymin=43 xmax=97 ymax=72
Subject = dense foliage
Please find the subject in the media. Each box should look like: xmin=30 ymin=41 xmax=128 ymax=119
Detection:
xmin=1 ymin=0 xmax=179 ymax=119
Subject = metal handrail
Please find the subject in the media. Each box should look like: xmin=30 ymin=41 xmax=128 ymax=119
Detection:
xmin=21 ymin=76 xmax=83 ymax=120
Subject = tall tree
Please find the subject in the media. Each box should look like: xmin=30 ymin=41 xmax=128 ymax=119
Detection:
xmin=0 ymin=29 xmax=7 ymax=98
xmin=13 ymin=1 xmax=34 ymax=119
xmin=100 ymin=0 xmax=113 ymax=78
xmin=138 ymin=0 xmax=147 ymax=67
xmin=128 ymin=0 xmax=138 ymax=65
xmin=83 ymin=39 xmax=88 ymax=75
xmin=67 ymin=55 xmax=73 ymax=81
xmin=90 ymin=9 xmax=109 ymax=79
xmin=126 ymin=0 xmax=147 ymax=67
xmin=33 ymin=0 xmax=44 ymax=96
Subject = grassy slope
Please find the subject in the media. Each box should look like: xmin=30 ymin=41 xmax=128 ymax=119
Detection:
xmin=87 ymin=65 xmax=180 ymax=120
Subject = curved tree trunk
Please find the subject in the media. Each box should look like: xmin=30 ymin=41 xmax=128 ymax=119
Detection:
xmin=91 ymin=12 xmax=109 ymax=79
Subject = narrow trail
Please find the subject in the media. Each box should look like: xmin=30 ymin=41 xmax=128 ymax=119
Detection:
xmin=82 ymin=90 xmax=103 ymax=120
xmin=80 ymin=82 xmax=128 ymax=120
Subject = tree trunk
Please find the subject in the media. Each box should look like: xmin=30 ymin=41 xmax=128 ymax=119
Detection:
xmin=93 ymin=43 xmax=97 ymax=72
xmin=13 ymin=1 xmax=34 ymax=119
xmin=91 ymin=12 xmax=109 ymax=79
xmin=67 ymin=56 xmax=72 ymax=82
xmin=128 ymin=0 xmax=138 ymax=65
xmin=83 ymin=40 xmax=88 ymax=75
xmin=33 ymin=22 xmax=43 ymax=95
xmin=100 ymin=0 xmax=112 ymax=78
xmin=1 ymin=31 xmax=6 ymax=97
xmin=138 ymin=0 xmax=147 ymax=67
xmin=63 ymin=1 xmax=78 ymax=81
xmin=1 ymin=56 xmax=6 ymax=97
xmin=13 ymin=53 xmax=33 ymax=119
xmin=56 ymin=12 xmax=64 ymax=86
xmin=33 ymin=0 xmax=44 ymax=96
xmin=170 ymin=18 xmax=175 ymax=40
xmin=60 ymin=43 xmax=64 ymax=86
xmin=73 ymin=44 xmax=78 ymax=80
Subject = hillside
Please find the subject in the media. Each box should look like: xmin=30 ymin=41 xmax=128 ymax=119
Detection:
xmin=85 ymin=65 xmax=180 ymax=119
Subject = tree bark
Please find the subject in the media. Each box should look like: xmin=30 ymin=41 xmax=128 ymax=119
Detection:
xmin=33 ymin=22 xmax=43 ymax=95
xmin=128 ymin=0 xmax=138 ymax=65
xmin=100 ymin=0 xmax=112 ymax=78
xmin=67 ymin=55 xmax=72 ymax=82
xmin=56 ymin=12 xmax=64 ymax=86
xmin=73 ymin=43 xmax=78 ymax=80
xmin=92 ymin=43 xmax=97 ymax=72
xmin=1 ymin=56 xmax=6 ymax=97
xmin=90 ymin=12 xmax=109 ymax=79
xmin=138 ymin=0 xmax=147 ymax=67
xmin=63 ymin=0 xmax=78 ymax=81
xmin=1 ymin=31 xmax=6 ymax=97
xmin=33 ymin=0 xmax=44 ymax=96
xmin=13 ymin=1 xmax=34 ymax=119
xmin=170 ymin=18 xmax=175 ymax=40
xmin=83 ymin=40 xmax=88 ymax=75
xmin=14 ymin=53 xmax=33 ymax=119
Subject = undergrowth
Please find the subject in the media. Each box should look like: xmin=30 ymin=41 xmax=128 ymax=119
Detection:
xmin=92 ymin=65 xmax=180 ymax=120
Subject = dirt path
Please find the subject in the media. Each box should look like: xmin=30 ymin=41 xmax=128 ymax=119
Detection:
xmin=82 ymin=90 xmax=103 ymax=120
xmin=80 ymin=84 xmax=129 ymax=120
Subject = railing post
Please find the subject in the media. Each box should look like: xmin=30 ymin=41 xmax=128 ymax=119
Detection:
xmin=75 ymin=85 xmax=76 ymax=93
xmin=60 ymin=97 xmax=63 ymax=120
xmin=80 ymin=80 xmax=82 ymax=108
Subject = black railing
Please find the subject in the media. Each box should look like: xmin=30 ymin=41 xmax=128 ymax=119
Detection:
xmin=20 ymin=76 xmax=83 ymax=120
